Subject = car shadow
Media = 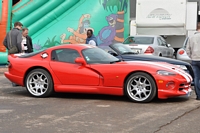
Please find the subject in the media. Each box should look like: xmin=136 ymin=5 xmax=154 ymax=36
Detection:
xmin=52 ymin=92 xmax=129 ymax=103
xmin=151 ymin=96 xmax=190 ymax=103
xmin=6 ymin=86 xmax=191 ymax=103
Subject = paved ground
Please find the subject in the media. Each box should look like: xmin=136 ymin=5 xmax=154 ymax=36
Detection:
xmin=1 ymin=69 xmax=200 ymax=133
xmin=0 ymin=67 xmax=7 ymax=74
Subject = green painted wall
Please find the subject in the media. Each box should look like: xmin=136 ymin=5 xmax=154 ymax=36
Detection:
xmin=0 ymin=0 xmax=130 ymax=64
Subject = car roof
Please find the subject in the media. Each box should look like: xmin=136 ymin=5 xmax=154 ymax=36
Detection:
xmin=128 ymin=35 xmax=159 ymax=38
xmin=48 ymin=44 xmax=95 ymax=51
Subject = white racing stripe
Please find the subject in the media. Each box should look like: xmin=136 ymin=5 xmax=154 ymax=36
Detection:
xmin=128 ymin=61 xmax=192 ymax=83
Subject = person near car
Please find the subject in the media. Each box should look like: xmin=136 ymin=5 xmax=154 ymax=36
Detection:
xmin=86 ymin=29 xmax=98 ymax=46
xmin=20 ymin=27 xmax=33 ymax=53
xmin=186 ymin=29 xmax=200 ymax=100
xmin=3 ymin=21 xmax=23 ymax=54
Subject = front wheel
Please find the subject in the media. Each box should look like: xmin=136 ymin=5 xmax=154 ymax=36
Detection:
xmin=124 ymin=72 xmax=157 ymax=103
xmin=25 ymin=68 xmax=53 ymax=97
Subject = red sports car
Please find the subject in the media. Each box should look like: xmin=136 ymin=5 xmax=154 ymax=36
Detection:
xmin=4 ymin=44 xmax=193 ymax=103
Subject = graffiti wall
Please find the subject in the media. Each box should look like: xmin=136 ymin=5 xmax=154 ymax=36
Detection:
xmin=0 ymin=0 xmax=130 ymax=64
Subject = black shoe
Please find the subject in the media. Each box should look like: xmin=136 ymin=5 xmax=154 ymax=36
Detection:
xmin=196 ymin=97 xmax=200 ymax=100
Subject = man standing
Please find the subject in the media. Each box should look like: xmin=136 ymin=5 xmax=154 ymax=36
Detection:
xmin=86 ymin=29 xmax=98 ymax=46
xmin=3 ymin=22 xmax=23 ymax=54
xmin=186 ymin=29 xmax=200 ymax=100
xmin=20 ymin=27 xmax=33 ymax=53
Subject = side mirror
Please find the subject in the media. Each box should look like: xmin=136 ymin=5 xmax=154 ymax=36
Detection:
xmin=75 ymin=57 xmax=86 ymax=66
xmin=167 ymin=44 xmax=171 ymax=47
xmin=108 ymin=51 xmax=118 ymax=56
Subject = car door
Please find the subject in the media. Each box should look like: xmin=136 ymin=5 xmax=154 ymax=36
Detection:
xmin=49 ymin=48 xmax=100 ymax=86
xmin=160 ymin=37 xmax=174 ymax=57
xmin=157 ymin=37 xmax=169 ymax=57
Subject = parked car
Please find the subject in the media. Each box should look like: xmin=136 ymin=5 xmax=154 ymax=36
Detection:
xmin=98 ymin=43 xmax=194 ymax=81
xmin=4 ymin=44 xmax=192 ymax=103
xmin=176 ymin=37 xmax=191 ymax=63
xmin=123 ymin=35 xmax=175 ymax=58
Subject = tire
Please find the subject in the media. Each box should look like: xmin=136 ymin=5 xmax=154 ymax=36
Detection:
xmin=25 ymin=68 xmax=53 ymax=97
xmin=173 ymin=52 xmax=176 ymax=59
xmin=124 ymin=72 xmax=157 ymax=103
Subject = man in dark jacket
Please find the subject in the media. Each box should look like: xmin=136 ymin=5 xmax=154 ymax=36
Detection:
xmin=86 ymin=29 xmax=98 ymax=46
xmin=20 ymin=27 xmax=33 ymax=53
xmin=3 ymin=22 xmax=23 ymax=53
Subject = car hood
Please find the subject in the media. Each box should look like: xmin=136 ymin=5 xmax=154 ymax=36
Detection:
xmin=124 ymin=60 xmax=192 ymax=82
xmin=125 ymin=61 xmax=178 ymax=71
xmin=121 ymin=54 xmax=190 ymax=65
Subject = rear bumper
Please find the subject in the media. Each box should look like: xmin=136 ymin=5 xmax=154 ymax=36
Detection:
xmin=4 ymin=72 xmax=24 ymax=86
xmin=176 ymin=55 xmax=191 ymax=63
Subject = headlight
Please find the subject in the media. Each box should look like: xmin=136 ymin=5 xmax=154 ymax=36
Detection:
xmin=175 ymin=65 xmax=187 ymax=70
xmin=157 ymin=70 xmax=176 ymax=76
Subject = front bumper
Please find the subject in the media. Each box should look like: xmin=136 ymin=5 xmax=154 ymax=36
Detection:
xmin=156 ymin=75 xmax=192 ymax=99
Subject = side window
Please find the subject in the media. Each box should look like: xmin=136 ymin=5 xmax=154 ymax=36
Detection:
xmin=51 ymin=49 xmax=80 ymax=63
xmin=157 ymin=38 xmax=163 ymax=46
xmin=160 ymin=37 xmax=167 ymax=46
xmin=158 ymin=37 xmax=166 ymax=46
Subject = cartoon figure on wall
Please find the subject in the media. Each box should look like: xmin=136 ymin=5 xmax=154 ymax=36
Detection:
xmin=60 ymin=14 xmax=94 ymax=44
xmin=98 ymin=0 xmax=128 ymax=46
xmin=96 ymin=14 xmax=118 ymax=46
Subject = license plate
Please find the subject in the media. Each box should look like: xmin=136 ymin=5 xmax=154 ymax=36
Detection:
xmin=132 ymin=49 xmax=141 ymax=53
xmin=184 ymin=88 xmax=192 ymax=97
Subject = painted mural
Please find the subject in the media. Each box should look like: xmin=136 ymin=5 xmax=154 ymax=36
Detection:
xmin=0 ymin=0 xmax=130 ymax=64
xmin=60 ymin=14 xmax=92 ymax=44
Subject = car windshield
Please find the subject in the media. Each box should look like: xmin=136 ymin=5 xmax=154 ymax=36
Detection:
xmin=82 ymin=47 xmax=120 ymax=64
xmin=111 ymin=43 xmax=136 ymax=54
xmin=123 ymin=37 xmax=154 ymax=44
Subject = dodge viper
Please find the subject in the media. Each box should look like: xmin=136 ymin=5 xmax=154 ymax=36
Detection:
xmin=4 ymin=44 xmax=192 ymax=103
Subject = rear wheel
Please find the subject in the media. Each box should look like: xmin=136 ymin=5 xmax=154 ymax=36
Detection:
xmin=25 ymin=69 xmax=53 ymax=97
xmin=124 ymin=72 xmax=157 ymax=103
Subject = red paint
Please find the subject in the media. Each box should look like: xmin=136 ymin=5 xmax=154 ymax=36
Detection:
xmin=4 ymin=44 xmax=192 ymax=99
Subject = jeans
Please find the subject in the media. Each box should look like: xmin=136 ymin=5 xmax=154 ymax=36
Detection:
xmin=191 ymin=61 xmax=200 ymax=98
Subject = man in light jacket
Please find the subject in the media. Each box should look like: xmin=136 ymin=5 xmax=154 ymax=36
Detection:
xmin=186 ymin=29 xmax=200 ymax=100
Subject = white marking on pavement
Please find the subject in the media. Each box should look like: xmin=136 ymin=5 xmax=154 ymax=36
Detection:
xmin=0 ymin=110 xmax=13 ymax=113
xmin=96 ymin=105 xmax=110 ymax=107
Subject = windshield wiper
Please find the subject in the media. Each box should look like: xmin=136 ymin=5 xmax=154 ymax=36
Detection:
xmin=110 ymin=59 xmax=121 ymax=64
xmin=122 ymin=52 xmax=137 ymax=55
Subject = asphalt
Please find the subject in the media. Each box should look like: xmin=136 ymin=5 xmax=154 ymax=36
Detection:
xmin=0 ymin=67 xmax=7 ymax=75
xmin=1 ymin=67 xmax=200 ymax=132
